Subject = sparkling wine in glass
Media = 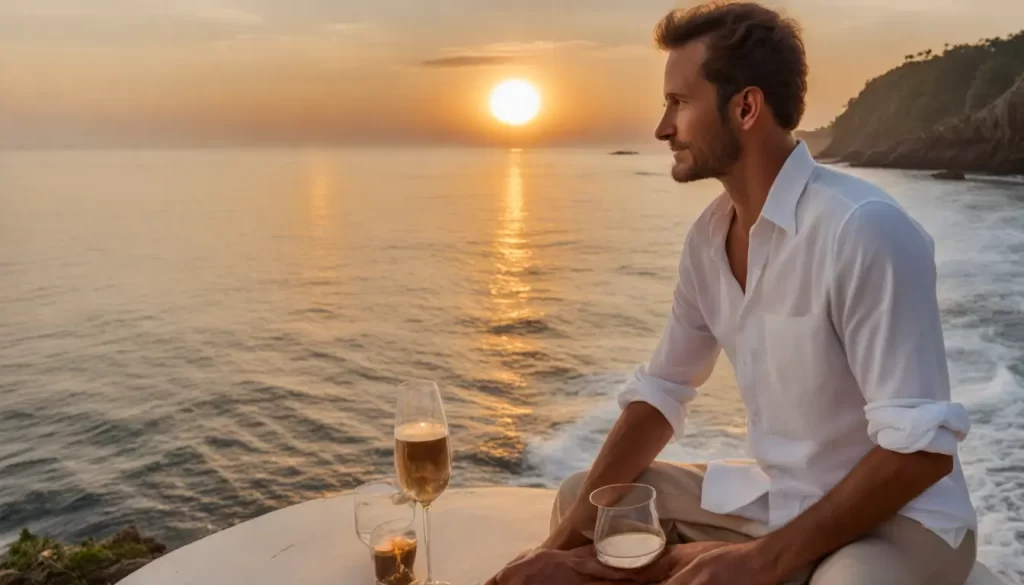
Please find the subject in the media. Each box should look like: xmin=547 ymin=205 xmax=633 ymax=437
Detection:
xmin=394 ymin=379 xmax=452 ymax=585
xmin=590 ymin=483 xmax=666 ymax=569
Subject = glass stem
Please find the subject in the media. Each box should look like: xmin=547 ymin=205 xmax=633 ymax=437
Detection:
xmin=422 ymin=503 xmax=434 ymax=584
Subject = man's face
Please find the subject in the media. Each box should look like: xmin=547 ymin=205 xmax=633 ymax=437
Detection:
xmin=655 ymin=40 xmax=741 ymax=183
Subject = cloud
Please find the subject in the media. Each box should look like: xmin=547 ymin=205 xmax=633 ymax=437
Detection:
xmin=589 ymin=43 xmax=657 ymax=56
xmin=420 ymin=55 xmax=522 ymax=68
xmin=418 ymin=39 xmax=598 ymax=68
xmin=461 ymin=40 xmax=597 ymax=54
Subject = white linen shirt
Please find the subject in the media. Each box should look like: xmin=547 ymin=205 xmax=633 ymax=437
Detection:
xmin=619 ymin=142 xmax=977 ymax=548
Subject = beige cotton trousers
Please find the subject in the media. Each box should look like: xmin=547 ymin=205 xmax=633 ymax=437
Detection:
xmin=552 ymin=462 xmax=977 ymax=585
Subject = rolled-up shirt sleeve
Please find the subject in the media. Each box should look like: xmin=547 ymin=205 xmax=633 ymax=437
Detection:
xmin=619 ymin=233 xmax=720 ymax=441
xmin=830 ymin=200 xmax=969 ymax=455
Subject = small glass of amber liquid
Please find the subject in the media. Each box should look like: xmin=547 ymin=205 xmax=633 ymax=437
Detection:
xmin=369 ymin=519 xmax=418 ymax=585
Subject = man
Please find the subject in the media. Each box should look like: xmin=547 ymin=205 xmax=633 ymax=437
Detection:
xmin=487 ymin=2 xmax=978 ymax=585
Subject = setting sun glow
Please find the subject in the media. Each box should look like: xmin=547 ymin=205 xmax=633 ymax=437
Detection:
xmin=489 ymin=79 xmax=541 ymax=126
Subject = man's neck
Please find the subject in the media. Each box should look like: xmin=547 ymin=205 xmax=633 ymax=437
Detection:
xmin=719 ymin=134 xmax=799 ymax=232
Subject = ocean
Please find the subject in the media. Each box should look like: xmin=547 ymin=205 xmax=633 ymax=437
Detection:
xmin=0 ymin=147 xmax=1021 ymax=582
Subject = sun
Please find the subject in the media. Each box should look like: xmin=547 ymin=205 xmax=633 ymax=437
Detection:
xmin=490 ymin=79 xmax=541 ymax=126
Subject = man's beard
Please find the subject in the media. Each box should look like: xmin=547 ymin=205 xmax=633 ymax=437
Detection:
xmin=671 ymin=118 xmax=741 ymax=183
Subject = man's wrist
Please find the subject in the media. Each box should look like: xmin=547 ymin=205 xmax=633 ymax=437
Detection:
xmin=744 ymin=536 xmax=788 ymax=584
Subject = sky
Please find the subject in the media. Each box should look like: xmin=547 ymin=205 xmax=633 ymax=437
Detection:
xmin=2 ymin=0 xmax=1023 ymax=147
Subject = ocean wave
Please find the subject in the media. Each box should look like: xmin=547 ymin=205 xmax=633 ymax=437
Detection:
xmin=516 ymin=370 xmax=749 ymax=489
xmin=958 ymin=366 xmax=1024 ymax=582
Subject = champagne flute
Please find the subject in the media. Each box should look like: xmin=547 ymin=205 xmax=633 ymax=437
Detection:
xmin=590 ymin=483 xmax=665 ymax=569
xmin=394 ymin=379 xmax=452 ymax=585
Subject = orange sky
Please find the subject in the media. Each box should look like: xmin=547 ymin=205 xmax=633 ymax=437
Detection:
xmin=1 ymin=0 xmax=1022 ymax=147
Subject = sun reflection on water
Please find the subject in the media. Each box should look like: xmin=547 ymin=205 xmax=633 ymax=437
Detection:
xmin=301 ymin=153 xmax=340 ymax=303
xmin=485 ymin=149 xmax=542 ymax=384
xmin=476 ymin=148 xmax=543 ymax=461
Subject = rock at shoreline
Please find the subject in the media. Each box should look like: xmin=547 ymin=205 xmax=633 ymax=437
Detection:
xmin=0 ymin=569 xmax=26 ymax=585
xmin=95 ymin=559 xmax=151 ymax=584
xmin=932 ymin=169 xmax=966 ymax=180
xmin=0 ymin=527 xmax=166 ymax=585
xmin=104 ymin=527 xmax=166 ymax=557
xmin=794 ymin=128 xmax=833 ymax=156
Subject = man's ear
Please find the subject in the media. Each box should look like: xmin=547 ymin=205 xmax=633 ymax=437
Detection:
xmin=734 ymin=87 xmax=764 ymax=130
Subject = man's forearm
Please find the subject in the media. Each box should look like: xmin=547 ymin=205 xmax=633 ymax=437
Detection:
xmin=544 ymin=402 xmax=674 ymax=550
xmin=749 ymin=446 xmax=954 ymax=581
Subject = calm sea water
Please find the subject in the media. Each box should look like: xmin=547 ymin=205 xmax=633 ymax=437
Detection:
xmin=1 ymin=148 xmax=1022 ymax=582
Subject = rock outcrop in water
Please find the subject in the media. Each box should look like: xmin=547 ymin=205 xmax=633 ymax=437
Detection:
xmin=819 ymin=30 xmax=1024 ymax=175
xmin=932 ymin=169 xmax=967 ymax=181
xmin=0 ymin=526 xmax=165 ymax=585
xmin=794 ymin=127 xmax=832 ymax=157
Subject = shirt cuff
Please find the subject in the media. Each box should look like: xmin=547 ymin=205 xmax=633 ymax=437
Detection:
xmin=617 ymin=365 xmax=696 ymax=442
xmin=864 ymin=399 xmax=970 ymax=455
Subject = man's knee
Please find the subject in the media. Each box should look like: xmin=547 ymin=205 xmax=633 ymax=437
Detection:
xmin=550 ymin=470 xmax=589 ymax=534
xmin=809 ymin=538 xmax=914 ymax=585
xmin=555 ymin=470 xmax=588 ymax=507
xmin=555 ymin=462 xmax=703 ymax=508
xmin=809 ymin=520 xmax=976 ymax=585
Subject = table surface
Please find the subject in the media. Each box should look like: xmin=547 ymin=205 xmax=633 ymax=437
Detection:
xmin=118 ymin=487 xmax=554 ymax=585
xmin=117 ymin=486 xmax=1006 ymax=585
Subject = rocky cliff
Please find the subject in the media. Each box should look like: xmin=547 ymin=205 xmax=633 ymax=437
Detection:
xmin=840 ymin=75 xmax=1024 ymax=174
xmin=820 ymin=30 xmax=1024 ymax=174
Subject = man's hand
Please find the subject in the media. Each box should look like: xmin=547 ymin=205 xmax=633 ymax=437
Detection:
xmin=662 ymin=542 xmax=778 ymax=585
xmin=568 ymin=541 xmax=732 ymax=583
xmin=546 ymin=403 xmax=675 ymax=552
xmin=483 ymin=546 xmax=605 ymax=585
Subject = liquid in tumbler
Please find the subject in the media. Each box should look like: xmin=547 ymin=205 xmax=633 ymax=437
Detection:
xmin=394 ymin=421 xmax=451 ymax=505
xmin=373 ymin=534 xmax=417 ymax=585
xmin=596 ymin=532 xmax=666 ymax=569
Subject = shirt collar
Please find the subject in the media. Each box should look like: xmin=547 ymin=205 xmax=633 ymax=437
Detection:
xmin=759 ymin=141 xmax=816 ymax=235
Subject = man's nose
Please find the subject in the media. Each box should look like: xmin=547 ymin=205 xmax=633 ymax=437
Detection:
xmin=655 ymin=112 xmax=674 ymax=142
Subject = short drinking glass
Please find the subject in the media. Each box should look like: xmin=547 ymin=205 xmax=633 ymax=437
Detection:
xmin=590 ymin=483 xmax=666 ymax=569
xmin=354 ymin=478 xmax=416 ymax=547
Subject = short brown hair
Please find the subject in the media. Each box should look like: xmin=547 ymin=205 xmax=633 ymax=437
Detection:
xmin=655 ymin=2 xmax=808 ymax=130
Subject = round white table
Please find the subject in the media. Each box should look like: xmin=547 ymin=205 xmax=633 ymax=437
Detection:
xmin=117 ymin=487 xmax=1006 ymax=585
xmin=118 ymin=487 xmax=553 ymax=585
